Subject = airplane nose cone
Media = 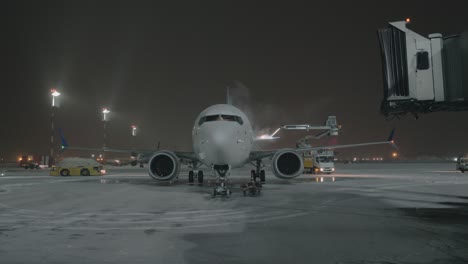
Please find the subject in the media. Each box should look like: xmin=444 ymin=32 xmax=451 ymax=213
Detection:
xmin=203 ymin=125 xmax=238 ymax=165
xmin=212 ymin=132 xmax=233 ymax=162
xmin=212 ymin=131 xmax=230 ymax=146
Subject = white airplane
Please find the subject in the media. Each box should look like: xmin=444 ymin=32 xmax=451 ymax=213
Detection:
xmin=61 ymin=99 xmax=395 ymax=196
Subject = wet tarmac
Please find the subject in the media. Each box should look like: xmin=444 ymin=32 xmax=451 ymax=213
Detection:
xmin=0 ymin=163 xmax=467 ymax=263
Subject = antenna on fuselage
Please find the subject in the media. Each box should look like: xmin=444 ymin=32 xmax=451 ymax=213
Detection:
xmin=226 ymin=86 xmax=232 ymax=105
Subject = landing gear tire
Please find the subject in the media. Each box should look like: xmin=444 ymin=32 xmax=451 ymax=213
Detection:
xmin=60 ymin=169 xmax=70 ymax=176
xmin=139 ymin=163 xmax=144 ymax=168
xmin=188 ymin=171 xmax=194 ymax=185
xmin=461 ymin=170 xmax=465 ymax=173
xmin=80 ymin=168 xmax=90 ymax=176
xmin=259 ymin=170 xmax=265 ymax=183
xmin=251 ymin=170 xmax=256 ymax=181
xmin=212 ymin=189 xmax=217 ymax=197
xmin=198 ymin=171 xmax=204 ymax=185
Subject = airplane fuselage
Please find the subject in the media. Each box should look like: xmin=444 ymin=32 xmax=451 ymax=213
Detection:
xmin=192 ymin=104 xmax=253 ymax=169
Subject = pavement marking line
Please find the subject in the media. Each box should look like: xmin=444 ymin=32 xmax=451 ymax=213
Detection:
xmin=1 ymin=211 xmax=311 ymax=231
xmin=0 ymin=176 xmax=51 ymax=179
xmin=0 ymin=178 xmax=90 ymax=189
xmin=0 ymin=204 xmax=309 ymax=230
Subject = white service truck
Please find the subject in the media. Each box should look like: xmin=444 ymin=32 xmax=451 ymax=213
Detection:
xmin=303 ymin=150 xmax=335 ymax=174
xmin=456 ymin=156 xmax=468 ymax=173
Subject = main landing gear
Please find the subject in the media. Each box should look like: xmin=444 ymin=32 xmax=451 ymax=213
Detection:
xmin=212 ymin=165 xmax=232 ymax=198
xmin=241 ymin=160 xmax=265 ymax=197
xmin=188 ymin=170 xmax=204 ymax=185
xmin=250 ymin=160 xmax=266 ymax=183
xmin=188 ymin=161 xmax=204 ymax=185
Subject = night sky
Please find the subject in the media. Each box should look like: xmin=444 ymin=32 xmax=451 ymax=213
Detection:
xmin=1 ymin=1 xmax=468 ymax=161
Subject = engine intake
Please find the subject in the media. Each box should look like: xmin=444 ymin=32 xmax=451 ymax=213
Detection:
xmin=148 ymin=151 xmax=180 ymax=181
xmin=272 ymin=149 xmax=303 ymax=179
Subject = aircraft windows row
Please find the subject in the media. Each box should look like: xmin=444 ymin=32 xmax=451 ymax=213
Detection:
xmin=198 ymin=115 xmax=244 ymax=126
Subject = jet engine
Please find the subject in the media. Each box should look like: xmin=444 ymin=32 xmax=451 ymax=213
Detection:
xmin=148 ymin=151 xmax=180 ymax=181
xmin=272 ymin=149 xmax=304 ymax=179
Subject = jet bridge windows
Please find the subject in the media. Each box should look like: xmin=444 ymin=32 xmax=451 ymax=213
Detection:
xmin=417 ymin=51 xmax=430 ymax=70
xmin=198 ymin=115 xmax=244 ymax=126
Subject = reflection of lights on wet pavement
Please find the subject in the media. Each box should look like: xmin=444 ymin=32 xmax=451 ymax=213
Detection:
xmin=314 ymin=176 xmax=336 ymax=182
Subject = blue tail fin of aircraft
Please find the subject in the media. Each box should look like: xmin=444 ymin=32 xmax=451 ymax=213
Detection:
xmin=59 ymin=128 xmax=69 ymax=150
xmin=387 ymin=128 xmax=398 ymax=149
xmin=387 ymin=128 xmax=395 ymax=142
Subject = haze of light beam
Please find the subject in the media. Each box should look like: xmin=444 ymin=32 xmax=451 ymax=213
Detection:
xmin=256 ymin=127 xmax=281 ymax=140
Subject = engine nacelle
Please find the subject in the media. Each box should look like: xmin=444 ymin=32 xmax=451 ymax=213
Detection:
xmin=148 ymin=151 xmax=180 ymax=181
xmin=272 ymin=149 xmax=304 ymax=179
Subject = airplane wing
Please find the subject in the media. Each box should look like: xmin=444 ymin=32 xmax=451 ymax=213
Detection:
xmin=59 ymin=129 xmax=199 ymax=162
xmin=248 ymin=129 xmax=396 ymax=162
xmin=59 ymin=129 xmax=154 ymax=155
xmin=172 ymin=151 xmax=199 ymax=161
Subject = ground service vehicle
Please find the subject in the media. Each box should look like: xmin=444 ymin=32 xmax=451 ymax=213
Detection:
xmin=19 ymin=155 xmax=43 ymax=169
xmin=456 ymin=156 xmax=468 ymax=173
xmin=241 ymin=181 xmax=262 ymax=196
xmin=50 ymin=158 xmax=105 ymax=176
xmin=303 ymin=150 xmax=335 ymax=174
xmin=50 ymin=165 xmax=104 ymax=176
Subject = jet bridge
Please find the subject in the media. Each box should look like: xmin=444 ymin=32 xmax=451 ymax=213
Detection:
xmin=377 ymin=20 xmax=468 ymax=118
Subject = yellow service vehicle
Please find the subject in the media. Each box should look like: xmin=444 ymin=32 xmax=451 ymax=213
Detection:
xmin=50 ymin=165 xmax=104 ymax=176
xmin=50 ymin=157 xmax=105 ymax=176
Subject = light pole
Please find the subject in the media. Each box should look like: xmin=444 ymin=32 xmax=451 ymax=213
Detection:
xmin=49 ymin=89 xmax=60 ymax=167
xmin=102 ymin=108 xmax=110 ymax=160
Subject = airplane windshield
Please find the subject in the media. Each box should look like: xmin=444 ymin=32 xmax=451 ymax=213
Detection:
xmin=198 ymin=115 xmax=243 ymax=126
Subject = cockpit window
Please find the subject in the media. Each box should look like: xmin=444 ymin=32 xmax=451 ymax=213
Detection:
xmin=206 ymin=115 xmax=219 ymax=122
xmin=198 ymin=115 xmax=243 ymax=126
